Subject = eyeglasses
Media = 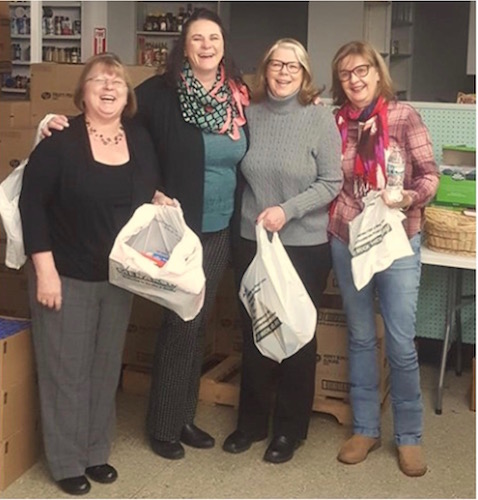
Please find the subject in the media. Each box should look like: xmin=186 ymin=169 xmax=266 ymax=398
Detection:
xmin=337 ymin=64 xmax=371 ymax=82
xmin=267 ymin=59 xmax=303 ymax=75
xmin=86 ymin=77 xmax=126 ymax=89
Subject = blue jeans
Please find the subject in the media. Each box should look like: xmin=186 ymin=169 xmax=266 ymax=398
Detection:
xmin=331 ymin=234 xmax=423 ymax=446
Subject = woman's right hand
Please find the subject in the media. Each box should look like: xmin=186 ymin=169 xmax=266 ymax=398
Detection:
xmin=41 ymin=114 xmax=69 ymax=138
xmin=36 ymin=268 xmax=62 ymax=311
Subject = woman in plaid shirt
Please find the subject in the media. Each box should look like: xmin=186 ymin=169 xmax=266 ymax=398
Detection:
xmin=327 ymin=41 xmax=439 ymax=477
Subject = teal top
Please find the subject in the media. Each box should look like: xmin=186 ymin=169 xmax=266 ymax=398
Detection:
xmin=202 ymin=128 xmax=247 ymax=232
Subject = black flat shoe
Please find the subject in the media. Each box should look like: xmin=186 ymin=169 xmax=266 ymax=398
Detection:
xmin=85 ymin=464 xmax=118 ymax=484
xmin=180 ymin=424 xmax=215 ymax=449
xmin=264 ymin=435 xmax=301 ymax=464
xmin=223 ymin=429 xmax=266 ymax=454
xmin=151 ymin=438 xmax=185 ymax=459
xmin=57 ymin=476 xmax=91 ymax=496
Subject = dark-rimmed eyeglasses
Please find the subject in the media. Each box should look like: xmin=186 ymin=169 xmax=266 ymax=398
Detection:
xmin=267 ymin=59 xmax=303 ymax=75
xmin=338 ymin=64 xmax=371 ymax=82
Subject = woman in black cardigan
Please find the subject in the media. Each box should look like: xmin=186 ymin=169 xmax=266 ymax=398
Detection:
xmin=20 ymin=53 xmax=160 ymax=495
xmin=134 ymin=9 xmax=249 ymax=460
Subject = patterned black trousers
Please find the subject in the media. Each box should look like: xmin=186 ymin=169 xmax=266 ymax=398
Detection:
xmin=147 ymin=227 xmax=231 ymax=441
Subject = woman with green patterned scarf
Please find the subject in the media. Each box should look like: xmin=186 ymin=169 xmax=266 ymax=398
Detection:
xmin=134 ymin=8 xmax=250 ymax=461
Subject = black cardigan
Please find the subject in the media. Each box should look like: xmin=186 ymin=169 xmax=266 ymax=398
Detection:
xmin=135 ymin=75 xmax=250 ymax=237
xmin=19 ymin=114 xmax=160 ymax=280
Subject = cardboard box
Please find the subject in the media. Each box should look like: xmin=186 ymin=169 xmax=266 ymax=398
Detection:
xmin=0 ymin=419 xmax=41 ymax=492
xmin=0 ymin=128 xmax=36 ymax=183
xmin=0 ymin=374 xmax=39 ymax=441
xmin=0 ymin=2 xmax=11 ymax=74
xmin=442 ymin=145 xmax=476 ymax=167
xmin=0 ymin=101 xmax=32 ymax=129
xmin=0 ymin=317 xmax=34 ymax=390
xmin=435 ymin=165 xmax=476 ymax=208
xmin=121 ymin=364 xmax=152 ymax=396
xmin=30 ymin=63 xmax=158 ymax=126
xmin=315 ymin=308 xmax=390 ymax=401
xmin=0 ymin=266 xmax=31 ymax=319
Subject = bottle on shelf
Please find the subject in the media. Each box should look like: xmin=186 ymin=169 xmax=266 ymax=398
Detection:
xmin=385 ymin=145 xmax=405 ymax=202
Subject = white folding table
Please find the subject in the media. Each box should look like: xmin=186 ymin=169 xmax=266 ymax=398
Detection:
xmin=420 ymin=246 xmax=476 ymax=414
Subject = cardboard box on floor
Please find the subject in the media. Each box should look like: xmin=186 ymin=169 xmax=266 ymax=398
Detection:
xmin=0 ymin=318 xmax=40 ymax=492
xmin=315 ymin=308 xmax=389 ymax=401
xmin=0 ymin=374 xmax=39 ymax=441
xmin=0 ymin=254 xmax=30 ymax=319
xmin=0 ymin=419 xmax=41 ymax=491
xmin=30 ymin=63 xmax=158 ymax=126
xmin=0 ymin=317 xmax=35 ymax=390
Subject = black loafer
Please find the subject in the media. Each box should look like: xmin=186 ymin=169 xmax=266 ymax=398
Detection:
xmin=151 ymin=438 xmax=185 ymax=459
xmin=180 ymin=424 xmax=215 ymax=449
xmin=223 ymin=429 xmax=266 ymax=454
xmin=264 ymin=435 xmax=301 ymax=464
xmin=57 ymin=476 xmax=91 ymax=496
xmin=85 ymin=464 xmax=118 ymax=484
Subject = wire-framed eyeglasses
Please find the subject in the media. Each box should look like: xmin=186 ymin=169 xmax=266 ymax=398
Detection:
xmin=337 ymin=64 xmax=371 ymax=82
xmin=267 ymin=59 xmax=303 ymax=74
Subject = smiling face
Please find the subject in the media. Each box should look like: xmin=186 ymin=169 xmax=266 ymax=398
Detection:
xmin=266 ymin=46 xmax=304 ymax=99
xmin=82 ymin=63 xmax=128 ymax=122
xmin=185 ymin=19 xmax=224 ymax=78
xmin=338 ymin=54 xmax=380 ymax=110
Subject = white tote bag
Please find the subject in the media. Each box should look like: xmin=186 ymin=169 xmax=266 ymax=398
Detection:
xmin=0 ymin=160 xmax=28 ymax=269
xmin=239 ymin=223 xmax=317 ymax=363
xmin=348 ymin=191 xmax=414 ymax=291
xmin=109 ymin=203 xmax=206 ymax=321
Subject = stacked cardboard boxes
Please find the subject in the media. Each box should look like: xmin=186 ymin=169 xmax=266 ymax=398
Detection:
xmin=0 ymin=317 xmax=40 ymax=491
xmin=197 ymin=269 xmax=390 ymax=425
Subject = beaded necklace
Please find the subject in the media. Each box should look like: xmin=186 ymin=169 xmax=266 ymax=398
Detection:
xmin=86 ymin=120 xmax=124 ymax=146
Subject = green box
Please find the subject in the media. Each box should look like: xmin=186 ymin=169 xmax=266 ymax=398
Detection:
xmin=442 ymin=145 xmax=476 ymax=167
xmin=435 ymin=166 xmax=476 ymax=208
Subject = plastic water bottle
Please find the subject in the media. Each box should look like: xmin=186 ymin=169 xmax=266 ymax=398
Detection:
xmin=386 ymin=145 xmax=405 ymax=202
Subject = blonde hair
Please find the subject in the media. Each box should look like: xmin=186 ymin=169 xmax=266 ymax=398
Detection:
xmin=251 ymin=38 xmax=322 ymax=105
xmin=331 ymin=41 xmax=395 ymax=106
xmin=73 ymin=53 xmax=137 ymax=117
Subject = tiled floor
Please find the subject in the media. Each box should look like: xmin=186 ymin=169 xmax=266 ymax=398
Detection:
xmin=2 ymin=362 xmax=475 ymax=499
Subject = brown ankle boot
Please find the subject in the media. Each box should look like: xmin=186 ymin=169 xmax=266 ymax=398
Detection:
xmin=397 ymin=445 xmax=427 ymax=477
xmin=337 ymin=435 xmax=381 ymax=464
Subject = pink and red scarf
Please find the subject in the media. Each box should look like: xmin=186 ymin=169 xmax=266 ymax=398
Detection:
xmin=335 ymin=96 xmax=389 ymax=197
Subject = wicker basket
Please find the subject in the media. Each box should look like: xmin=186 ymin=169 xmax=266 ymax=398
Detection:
xmin=424 ymin=206 xmax=476 ymax=256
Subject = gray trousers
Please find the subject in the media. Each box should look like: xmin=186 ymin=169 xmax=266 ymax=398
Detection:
xmin=147 ymin=228 xmax=231 ymax=441
xmin=27 ymin=264 xmax=133 ymax=481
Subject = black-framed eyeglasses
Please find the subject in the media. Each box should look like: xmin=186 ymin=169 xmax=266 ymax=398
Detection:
xmin=338 ymin=64 xmax=371 ymax=82
xmin=267 ymin=59 xmax=303 ymax=74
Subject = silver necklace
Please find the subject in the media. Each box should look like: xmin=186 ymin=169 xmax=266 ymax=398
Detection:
xmin=86 ymin=120 xmax=124 ymax=146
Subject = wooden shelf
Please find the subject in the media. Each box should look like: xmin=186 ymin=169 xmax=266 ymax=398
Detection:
xmin=1 ymin=87 xmax=28 ymax=94
xmin=137 ymin=31 xmax=181 ymax=36
xmin=43 ymin=35 xmax=81 ymax=41
xmin=390 ymin=53 xmax=412 ymax=60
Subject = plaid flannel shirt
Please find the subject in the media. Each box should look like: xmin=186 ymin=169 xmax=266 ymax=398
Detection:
xmin=328 ymin=100 xmax=439 ymax=244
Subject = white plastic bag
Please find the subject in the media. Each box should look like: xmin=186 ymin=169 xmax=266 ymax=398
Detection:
xmin=0 ymin=159 xmax=28 ymax=269
xmin=239 ymin=223 xmax=317 ymax=363
xmin=348 ymin=191 xmax=414 ymax=291
xmin=109 ymin=203 xmax=206 ymax=321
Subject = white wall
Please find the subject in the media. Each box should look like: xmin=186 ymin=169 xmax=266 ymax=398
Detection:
xmin=81 ymin=1 xmax=107 ymax=61
xmin=307 ymin=1 xmax=364 ymax=96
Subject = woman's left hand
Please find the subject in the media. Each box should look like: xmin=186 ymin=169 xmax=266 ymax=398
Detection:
xmin=152 ymin=190 xmax=175 ymax=206
xmin=257 ymin=206 xmax=286 ymax=233
xmin=381 ymin=189 xmax=414 ymax=210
